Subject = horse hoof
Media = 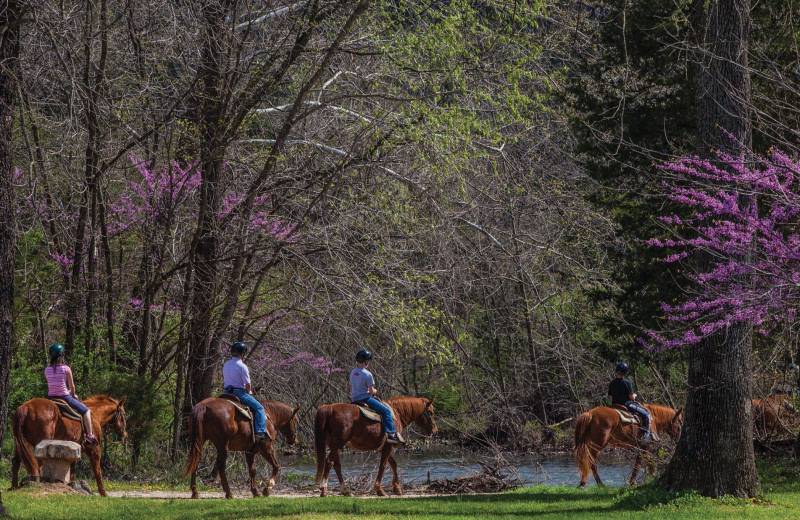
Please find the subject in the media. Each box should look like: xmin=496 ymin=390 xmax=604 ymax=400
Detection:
xmin=320 ymin=491 xmax=328 ymax=498
xmin=225 ymin=493 xmax=234 ymax=499
xmin=251 ymin=490 xmax=262 ymax=498
xmin=393 ymin=488 xmax=403 ymax=496
xmin=262 ymin=488 xmax=271 ymax=497
xmin=375 ymin=488 xmax=386 ymax=497
xmin=191 ymin=493 xmax=200 ymax=499
xmin=342 ymin=490 xmax=352 ymax=497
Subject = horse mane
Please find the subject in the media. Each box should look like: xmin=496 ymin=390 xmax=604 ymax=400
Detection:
xmin=386 ymin=396 xmax=426 ymax=421
xmin=84 ymin=394 xmax=116 ymax=405
xmin=644 ymin=403 xmax=680 ymax=426
xmin=262 ymin=400 xmax=293 ymax=424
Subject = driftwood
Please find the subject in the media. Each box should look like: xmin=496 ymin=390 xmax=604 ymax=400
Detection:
xmin=426 ymin=464 xmax=521 ymax=494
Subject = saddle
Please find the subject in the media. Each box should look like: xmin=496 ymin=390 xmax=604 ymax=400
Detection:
xmin=351 ymin=402 xmax=398 ymax=425
xmin=610 ymin=404 xmax=659 ymax=441
xmin=51 ymin=399 xmax=84 ymax=423
xmin=219 ymin=393 xmax=253 ymax=420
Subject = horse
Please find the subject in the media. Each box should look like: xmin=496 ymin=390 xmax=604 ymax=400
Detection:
xmin=11 ymin=395 xmax=128 ymax=496
xmin=183 ymin=397 xmax=300 ymax=499
xmin=314 ymin=396 xmax=437 ymax=497
xmin=574 ymin=403 xmax=682 ymax=488
xmin=752 ymin=393 xmax=799 ymax=441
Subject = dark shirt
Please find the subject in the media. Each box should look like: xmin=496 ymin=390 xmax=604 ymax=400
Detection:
xmin=608 ymin=377 xmax=633 ymax=405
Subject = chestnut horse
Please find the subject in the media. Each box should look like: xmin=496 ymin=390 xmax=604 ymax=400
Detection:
xmin=183 ymin=398 xmax=300 ymax=499
xmin=753 ymin=394 xmax=799 ymax=441
xmin=314 ymin=396 xmax=437 ymax=497
xmin=11 ymin=395 xmax=128 ymax=496
xmin=574 ymin=403 xmax=682 ymax=488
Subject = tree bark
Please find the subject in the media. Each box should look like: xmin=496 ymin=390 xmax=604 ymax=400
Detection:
xmin=0 ymin=0 xmax=21 ymax=454
xmin=661 ymin=0 xmax=759 ymax=497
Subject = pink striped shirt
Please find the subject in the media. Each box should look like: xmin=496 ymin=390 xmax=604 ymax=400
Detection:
xmin=45 ymin=364 xmax=71 ymax=396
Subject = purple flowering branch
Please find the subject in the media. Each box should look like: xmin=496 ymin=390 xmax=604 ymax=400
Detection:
xmin=642 ymin=144 xmax=800 ymax=350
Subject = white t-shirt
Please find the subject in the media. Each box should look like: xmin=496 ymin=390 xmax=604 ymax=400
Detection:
xmin=222 ymin=357 xmax=251 ymax=389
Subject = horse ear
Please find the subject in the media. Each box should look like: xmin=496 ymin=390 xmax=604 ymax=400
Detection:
xmin=426 ymin=398 xmax=435 ymax=408
xmin=291 ymin=406 xmax=300 ymax=419
xmin=675 ymin=407 xmax=683 ymax=419
xmin=120 ymin=396 xmax=127 ymax=406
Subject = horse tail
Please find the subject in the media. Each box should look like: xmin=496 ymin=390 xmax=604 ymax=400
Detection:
xmin=314 ymin=406 xmax=330 ymax=485
xmin=182 ymin=405 xmax=206 ymax=479
xmin=13 ymin=405 xmax=37 ymax=474
xmin=574 ymin=411 xmax=595 ymax=479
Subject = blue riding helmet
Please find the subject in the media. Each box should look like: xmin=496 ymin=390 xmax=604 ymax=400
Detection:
xmin=615 ymin=361 xmax=629 ymax=374
xmin=231 ymin=342 xmax=248 ymax=355
xmin=48 ymin=343 xmax=65 ymax=357
xmin=356 ymin=349 xmax=373 ymax=363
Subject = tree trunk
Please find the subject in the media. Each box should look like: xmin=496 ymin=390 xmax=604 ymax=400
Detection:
xmin=0 ymin=0 xmax=20 ymax=453
xmin=661 ymin=0 xmax=759 ymax=497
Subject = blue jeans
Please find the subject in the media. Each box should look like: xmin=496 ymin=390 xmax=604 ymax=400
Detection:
xmin=363 ymin=397 xmax=396 ymax=434
xmin=625 ymin=401 xmax=651 ymax=433
xmin=232 ymin=389 xmax=267 ymax=434
xmin=49 ymin=394 xmax=89 ymax=415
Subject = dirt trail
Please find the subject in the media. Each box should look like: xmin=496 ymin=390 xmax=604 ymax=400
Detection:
xmin=107 ymin=488 xmax=446 ymax=499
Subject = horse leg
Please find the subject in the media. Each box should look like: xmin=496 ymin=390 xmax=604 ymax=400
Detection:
xmin=332 ymin=449 xmax=351 ymax=497
xmin=388 ymin=454 xmax=402 ymax=496
xmin=245 ymin=451 xmax=261 ymax=498
xmin=11 ymin=450 xmax=20 ymax=488
xmin=190 ymin=468 xmax=199 ymax=499
xmin=590 ymin=446 xmax=604 ymax=487
xmin=629 ymin=450 xmax=643 ymax=485
xmin=85 ymin=444 xmax=107 ymax=497
xmin=215 ymin=447 xmax=233 ymax=499
xmin=70 ymin=461 xmax=77 ymax=483
xmin=374 ymin=445 xmax=393 ymax=496
xmin=261 ymin=444 xmax=280 ymax=497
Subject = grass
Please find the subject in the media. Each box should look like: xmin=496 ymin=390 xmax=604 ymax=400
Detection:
xmin=1 ymin=455 xmax=799 ymax=519
xmin=2 ymin=481 xmax=800 ymax=519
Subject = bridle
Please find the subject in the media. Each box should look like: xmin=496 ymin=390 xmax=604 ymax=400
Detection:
xmin=110 ymin=401 xmax=127 ymax=444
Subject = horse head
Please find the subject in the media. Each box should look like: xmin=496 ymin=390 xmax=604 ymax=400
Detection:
xmin=279 ymin=405 xmax=301 ymax=446
xmin=413 ymin=398 xmax=438 ymax=437
xmin=110 ymin=396 xmax=128 ymax=443
xmin=666 ymin=407 xmax=683 ymax=440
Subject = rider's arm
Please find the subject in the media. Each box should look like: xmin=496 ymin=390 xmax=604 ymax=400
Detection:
xmin=629 ymin=392 xmax=637 ymax=401
xmin=66 ymin=368 xmax=77 ymax=398
xmin=245 ymin=383 xmax=253 ymax=395
xmin=368 ymin=385 xmax=378 ymax=396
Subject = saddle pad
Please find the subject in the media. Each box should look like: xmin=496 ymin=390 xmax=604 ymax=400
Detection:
xmin=353 ymin=403 xmax=398 ymax=425
xmin=611 ymin=406 xmax=639 ymax=425
xmin=218 ymin=395 xmax=252 ymax=421
xmin=51 ymin=399 xmax=84 ymax=422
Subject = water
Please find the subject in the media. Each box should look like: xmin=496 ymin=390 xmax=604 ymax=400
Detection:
xmin=277 ymin=450 xmax=641 ymax=488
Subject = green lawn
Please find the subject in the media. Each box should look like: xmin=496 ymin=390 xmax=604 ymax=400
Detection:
xmin=2 ymin=456 xmax=799 ymax=519
xmin=2 ymin=484 xmax=799 ymax=519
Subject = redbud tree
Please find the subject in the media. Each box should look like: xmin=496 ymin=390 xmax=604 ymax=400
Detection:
xmin=643 ymin=144 xmax=800 ymax=350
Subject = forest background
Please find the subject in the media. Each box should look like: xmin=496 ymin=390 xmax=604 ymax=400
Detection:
xmin=0 ymin=0 xmax=799 ymax=497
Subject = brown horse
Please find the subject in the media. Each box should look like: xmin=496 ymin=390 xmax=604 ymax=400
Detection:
xmin=183 ymin=397 xmax=300 ymax=499
xmin=574 ymin=403 xmax=682 ymax=488
xmin=314 ymin=396 xmax=437 ymax=497
xmin=11 ymin=395 xmax=128 ymax=496
xmin=752 ymin=394 xmax=799 ymax=441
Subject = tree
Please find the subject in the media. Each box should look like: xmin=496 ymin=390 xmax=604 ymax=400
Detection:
xmin=658 ymin=0 xmax=759 ymax=497
xmin=0 ymin=0 xmax=21 ymax=515
xmin=646 ymin=145 xmax=800 ymax=456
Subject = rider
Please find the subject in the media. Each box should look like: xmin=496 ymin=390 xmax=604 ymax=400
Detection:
xmin=349 ymin=349 xmax=404 ymax=445
xmin=222 ymin=341 xmax=269 ymax=440
xmin=45 ymin=343 xmax=98 ymax=445
xmin=608 ymin=361 xmax=652 ymax=441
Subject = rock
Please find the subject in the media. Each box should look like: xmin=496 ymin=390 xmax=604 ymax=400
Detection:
xmin=68 ymin=480 xmax=94 ymax=495
xmin=34 ymin=440 xmax=82 ymax=483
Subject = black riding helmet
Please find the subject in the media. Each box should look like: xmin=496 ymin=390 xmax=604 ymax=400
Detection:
xmin=615 ymin=361 xmax=629 ymax=374
xmin=356 ymin=349 xmax=373 ymax=363
xmin=231 ymin=342 xmax=248 ymax=355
